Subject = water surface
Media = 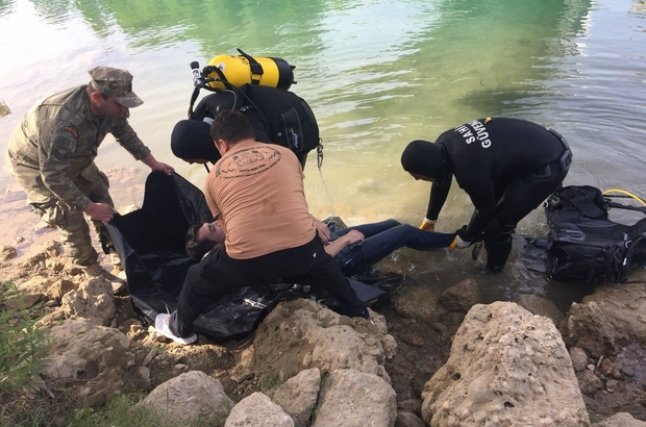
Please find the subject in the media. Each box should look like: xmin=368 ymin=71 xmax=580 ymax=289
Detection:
xmin=1 ymin=0 xmax=644 ymax=306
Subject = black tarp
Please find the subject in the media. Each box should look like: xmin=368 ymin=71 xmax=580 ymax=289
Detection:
xmin=107 ymin=171 xmax=392 ymax=341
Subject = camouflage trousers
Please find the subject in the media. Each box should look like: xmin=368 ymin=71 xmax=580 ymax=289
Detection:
xmin=29 ymin=166 xmax=114 ymax=267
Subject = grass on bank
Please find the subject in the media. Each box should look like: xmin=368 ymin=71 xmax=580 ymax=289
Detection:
xmin=0 ymin=281 xmax=49 ymax=425
xmin=0 ymin=282 xmax=48 ymax=396
xmin=0 ymin=282 xmax=223 ymax=427
xmin=65 ymin=394 xmax=219 ymax=427
xmin=5 ymin=391 xmax=218 ymax=427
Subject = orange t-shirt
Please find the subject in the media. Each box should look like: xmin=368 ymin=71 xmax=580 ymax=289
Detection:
xmin=204 ymin=140 xmax=316 ymax=259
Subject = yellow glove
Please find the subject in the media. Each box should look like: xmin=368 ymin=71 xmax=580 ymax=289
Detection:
xmin=419 ymin=218 xmax=436 ymax=232
xmin=448 ymin=234 xmax=470 ymax=250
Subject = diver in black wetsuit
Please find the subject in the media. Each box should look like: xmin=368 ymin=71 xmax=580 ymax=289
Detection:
xmin=401 ymin=117 xmax=572 ymax=272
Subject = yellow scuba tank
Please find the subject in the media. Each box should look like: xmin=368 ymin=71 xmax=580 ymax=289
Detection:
xmin=205 ymin=49 xmax=295 ymax=91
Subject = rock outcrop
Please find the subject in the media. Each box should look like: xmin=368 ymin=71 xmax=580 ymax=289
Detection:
xmin=421 ymin=301 xmax=590 ymax=426
xmin=250 ymin=299 xmax=396 ymax=386
xmin=41 ymin=318 xmax=149 ymax=406
xmin=138 ymin=370 xmax=233 ymax=426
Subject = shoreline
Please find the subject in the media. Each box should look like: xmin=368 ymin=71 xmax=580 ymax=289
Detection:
xmin=0 ymin=166 xmax=150 ymax=261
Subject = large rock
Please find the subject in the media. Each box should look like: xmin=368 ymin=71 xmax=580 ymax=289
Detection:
xmin=225 ymin=392 xmax=294 ymax=427
xmin=439 ymin=278 xmax=481 ymax=312
xmin=392 ymin=282 xmax=440 ymax=321
xmin=270 ymin=368 xmax=321 ymax=427
xmin=312 ymin=369 xmax=397 ymax=427
xmin=593 ymin=412 xmax=646 ymax=427
xmin=61 ymin=277 xmax=115 ymax=326
xmin=251 ymin=299 xmax=396 ymax=386
xmin=41 ymin=318 xmax=148 ymax=406
xmin=563 ymin=281 xmax=646 ymax=355
xmin=563 ymin=277 xmax=646 ymax=420
xmin=138 ymin=370 xmax=233 ymax=426
xmin=421 ymin=301 xmax=590 ymax=427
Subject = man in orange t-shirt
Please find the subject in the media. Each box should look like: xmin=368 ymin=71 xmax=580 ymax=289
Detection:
xmin=155 ymin=110 xmax=367 ymax=344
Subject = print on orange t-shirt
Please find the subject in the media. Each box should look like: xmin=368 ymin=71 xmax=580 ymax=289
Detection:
xmin=204 ymin=141 xmax=316 ymax=259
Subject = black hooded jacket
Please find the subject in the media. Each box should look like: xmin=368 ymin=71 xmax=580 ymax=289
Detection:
xmin=427 ymin=117 xmax=564 ymax=241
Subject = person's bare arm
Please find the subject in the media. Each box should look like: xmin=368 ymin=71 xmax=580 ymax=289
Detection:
xmin=312 ymin=217 xmax=331 ymax=243
xmin=83 ymin=202 xmax=115 ymax=222
xmin=141 ymin=153 xmax=174 ymax=175
xmin=324 ymin=230 xmax=365 ymax=257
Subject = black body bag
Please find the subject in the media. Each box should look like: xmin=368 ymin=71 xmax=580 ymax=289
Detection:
xmin=543 ymin=185 xmax=646 ymax=284
xmin=106 ymin=172 xmax=392 ymax=341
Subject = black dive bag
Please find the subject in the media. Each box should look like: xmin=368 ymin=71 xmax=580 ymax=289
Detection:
xmin=544 ymin=185 xmax=646 ymax=283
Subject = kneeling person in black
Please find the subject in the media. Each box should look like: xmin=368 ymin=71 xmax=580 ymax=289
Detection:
xmin=401 ymin=117 xmax=572 ymax=272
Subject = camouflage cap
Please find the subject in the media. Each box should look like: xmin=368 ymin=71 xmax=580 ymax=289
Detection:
xmin=88 ymin=66 xmax=143 ymax=108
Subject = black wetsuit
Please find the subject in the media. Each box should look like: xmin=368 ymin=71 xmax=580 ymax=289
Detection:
xmin=427 ymin=117 xmax=572 ymax=270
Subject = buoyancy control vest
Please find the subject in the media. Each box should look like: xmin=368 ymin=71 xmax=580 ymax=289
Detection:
xmin=194 ymin=84 xmax=319 ymax=154
xmin=174 ymin=50 xmax=320 ymax=168
xmin=544 ymin=185 xmax=646 ymax=283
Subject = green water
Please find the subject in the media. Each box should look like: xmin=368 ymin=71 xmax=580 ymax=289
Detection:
xmin=1 ymin=0 xmax=645 ymax=304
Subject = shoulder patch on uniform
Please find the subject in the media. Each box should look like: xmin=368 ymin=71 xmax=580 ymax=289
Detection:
xmin=60 ymin=124 xmax=79 ymax=139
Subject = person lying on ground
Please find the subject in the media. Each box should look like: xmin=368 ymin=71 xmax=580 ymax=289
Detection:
xmin=326 ymin=219 xmax=454 ymax=276
xmin=186 ymin=219 xmax=455 ymax=276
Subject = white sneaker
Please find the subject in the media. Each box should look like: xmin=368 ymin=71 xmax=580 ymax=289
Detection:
xmin=154 ymin=313 xmax=197 ymax=345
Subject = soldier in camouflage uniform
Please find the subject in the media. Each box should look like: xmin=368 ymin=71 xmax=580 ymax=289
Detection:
xmin=7 ymin=66 xmax=174 ymax=277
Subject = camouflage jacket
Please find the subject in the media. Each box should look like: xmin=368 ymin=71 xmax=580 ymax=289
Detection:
xmin=7 ymin=85 xmax=151 ymax=209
